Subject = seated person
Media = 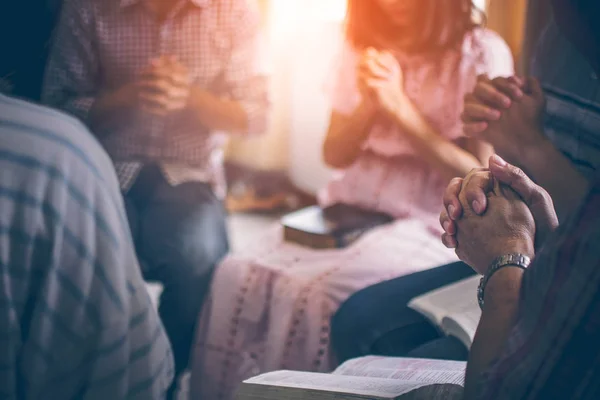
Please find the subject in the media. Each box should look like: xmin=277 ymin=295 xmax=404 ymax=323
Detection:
xmin=43 ymin=0 xmax=269 ymax=391
xmin=332 ymin=4 xmax=599 ymax=363
xmin=0 ymin=92 xmax=173 ymax=397
xmin=444 ymin=156 xmax=600 ymax=399
xmin=190 ymin=0 xmax=514 ymax=398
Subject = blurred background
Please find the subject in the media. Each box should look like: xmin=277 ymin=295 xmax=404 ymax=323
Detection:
xmin=0 ymin=0 xmax=544 ymax=213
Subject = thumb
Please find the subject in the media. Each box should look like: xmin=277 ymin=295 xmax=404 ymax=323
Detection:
xmin=489 ymin=155 xmax=536 ymax=202
xmin=489 ymin=154 xmax=558 ymax=244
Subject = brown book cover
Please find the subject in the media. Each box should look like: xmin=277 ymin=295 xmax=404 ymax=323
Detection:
xmin=281 ymin=204 xmax=393 ymax=249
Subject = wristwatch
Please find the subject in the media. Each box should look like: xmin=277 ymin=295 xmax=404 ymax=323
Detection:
xmin=477 ymin=253 xmax=531 ymax=309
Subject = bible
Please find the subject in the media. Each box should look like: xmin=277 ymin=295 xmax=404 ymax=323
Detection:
xmin=408 ymin=275 xmax=481 ymax=349
xmin=281 ymin=204 xmax=392 ymax=249
xmin=235 ymin=356 xmax=465 ymax=400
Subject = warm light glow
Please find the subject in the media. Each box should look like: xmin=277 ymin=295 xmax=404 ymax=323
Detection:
xmin=473 ymin=0 xmax=487 ymax=11
xmin=316 ymin=0 xmax=347 ymax=22
xmin=270 ymin=0 xmax=347 ymax=36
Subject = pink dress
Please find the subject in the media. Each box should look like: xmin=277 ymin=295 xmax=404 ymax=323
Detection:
xmin=190 ymin=29 xmax=513 ymax=400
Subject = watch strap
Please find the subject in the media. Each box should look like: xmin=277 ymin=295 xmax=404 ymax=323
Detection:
xmin=478 ymin=253 xmax=531 ymax=309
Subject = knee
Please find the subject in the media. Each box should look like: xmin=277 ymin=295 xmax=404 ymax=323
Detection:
xmin=148 ymin=209 xmax=230 ymax=278
xmin=330 ymin=292 xmax=375 ymax=362
xmin=173 ymin=219 xmax=230 ymax=276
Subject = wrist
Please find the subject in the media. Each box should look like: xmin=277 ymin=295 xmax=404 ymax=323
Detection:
xmin=484 ymin=266 xmax=524 ymax=307
xmin=478 ymin=253 xmax=531 ymax=309
xmin=391 ymin=95 xmax=418 ymax=129
xmin=518 ymin=128 xmax=553 ymax=168
xmin=493 ymin=239 xmax=535 ymax=268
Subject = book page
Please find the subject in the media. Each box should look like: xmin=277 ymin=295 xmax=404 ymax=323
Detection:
xmin=243 ymin=370 xmax=432 ymax=399
xmin=334 ymin=357 xmax=465 ymax=386
xmin=408 ymin=276 xmax=481 ymax=347
xmin=442 ymin=307 xmax=481 ymax=348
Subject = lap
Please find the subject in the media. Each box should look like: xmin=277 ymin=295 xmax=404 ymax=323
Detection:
xmin=125 ymin=179 xmax=229 ymax=278
xmin=221 ymin=219 xmax=456 ymax=291
xmin=192 ymin=218 xmax=458 ymax=398
xmin=333 ymin=261 xmax=475 ymax=329
xmin=331 ymin=261 xmax=475 ymax=361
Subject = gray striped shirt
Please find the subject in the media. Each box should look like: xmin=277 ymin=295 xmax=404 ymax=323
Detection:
xmin=0 ymin=94 xmax=173 ymax=399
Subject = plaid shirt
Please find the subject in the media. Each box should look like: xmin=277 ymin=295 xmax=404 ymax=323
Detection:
xmin=43 ymin=0 xmax=270 ymax=195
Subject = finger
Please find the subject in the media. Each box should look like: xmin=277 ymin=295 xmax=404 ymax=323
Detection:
xmin=140 ymin=79 xmax=189 ymax=101
xmin=439 ymin=210 xmax=457 ymax=235
xmin=476 ymin=74 xmax=491 ymax=83
xmin=507 ymin=75 xmax=525 ymax=87
xmin=365 ymin=59 xmax=390 ymax=79
xmin=144 ymin=67 xmax=191 ymax=88
xmin=463 ymin=121 xmax=489 ymax=136
xmin=443 ymin=177 xmax=463 ymax=220
xmin=492 ymin=77 xmax=524 ymax=99
xmin=441 ymin=233 xmax=458 ymax=249
xmin=138 ymin=92 xmax=170 ymax=109
xmin=461 ymin=169 xmax=493 ymax=215
xmin=373 ymin=51 xmax=397 ymax=72
xmin=490 ymin=155 xmax=559 ymax=245
xmin=462 ymin=103 xmax=502 ymax=122
xmin=525 ymin=77 xmax=544 ymax=98
xmin=488 ymin=155 xmax=537 ymax=203
xmin=474 ymin=81 xmax=512 ymax=109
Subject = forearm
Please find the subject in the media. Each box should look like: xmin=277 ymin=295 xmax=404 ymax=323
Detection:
xmin=392 ymin=100 xmax=484 ymax=180
xmin=322 ymin=101 xmax=378 ymax=169
xmin=187 ymin=87 xmax=252 ymax=133
xmin=88 ymin=85 xmax=137 ymax=137
xmin=464 ymin=267 xmax=524 ymax=400
xmin=519 ymin=137 xmax=589 ymax=220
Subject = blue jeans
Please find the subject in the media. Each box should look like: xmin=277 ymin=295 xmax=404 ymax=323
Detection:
xmin=124 ymin=165 xmax=229 ymax=377
xmin=331 ymin=261 xmax=475 ymax=362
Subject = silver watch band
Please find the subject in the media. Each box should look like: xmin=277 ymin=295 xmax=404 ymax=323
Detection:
xmin=477 ymin=253 xmax=531 ymax=309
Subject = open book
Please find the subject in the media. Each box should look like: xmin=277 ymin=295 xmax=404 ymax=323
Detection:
xmin=235 ymin=356 xmax=465 ymax=400
xmin=408 ymin=275 xmax=481 ymax=349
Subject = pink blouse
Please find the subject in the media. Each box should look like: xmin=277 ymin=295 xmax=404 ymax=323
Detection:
xmin=320 ymin=29 xmax=514 ymax=230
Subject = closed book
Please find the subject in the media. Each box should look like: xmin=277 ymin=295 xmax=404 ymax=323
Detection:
xmin=281 ymin=204 xmax=393 ymax=249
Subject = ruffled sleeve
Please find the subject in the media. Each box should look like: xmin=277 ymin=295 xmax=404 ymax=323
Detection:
xmin=473 ymin=29 xmax=515 ymax=78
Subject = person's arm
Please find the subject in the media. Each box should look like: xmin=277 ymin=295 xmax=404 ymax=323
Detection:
xmin=463 ymin=267 xmax=524 ymax=400
xmin=463 ymin=76 xmax=590 ymax=219
xmin=187 ymin=0 xmax=270 ymax=134
xmin=388 ymin=98 xmax=486 ymax=180
xmin=41 ymin=0 xmax=103 ymax=132
xmin=322 ymin=102 xmax=378 ymax=169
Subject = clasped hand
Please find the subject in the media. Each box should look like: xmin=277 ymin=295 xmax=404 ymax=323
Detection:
xmin=439 ymin=155 xmax=558 ymax=275
xmin=134 ymin=55 xmax=193 ymax=116
xmin=357 ymin=47 xmax=407 ymax=119
xmin=461 ymin=75 xmax=547 ymax=165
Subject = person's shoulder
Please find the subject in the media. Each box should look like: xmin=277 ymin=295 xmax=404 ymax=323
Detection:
xmin=462 ymin=27 xmax=515 ymax=77
xmin=465 ymin=28 xmax=512 ymax=59
xmin=0 ymin=95 xmax=116 ymax=185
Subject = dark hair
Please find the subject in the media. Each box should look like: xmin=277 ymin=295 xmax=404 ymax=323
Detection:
xmin=344 ymin=0 xmax=483 ymax=54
